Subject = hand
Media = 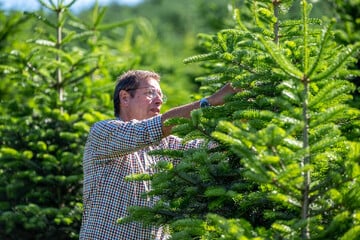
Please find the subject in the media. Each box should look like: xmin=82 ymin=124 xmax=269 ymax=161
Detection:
xmin=208 ymin=83 xmax=241 ymax=106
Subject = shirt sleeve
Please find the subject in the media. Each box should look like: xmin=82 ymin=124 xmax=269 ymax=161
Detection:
xmin=87 ymin=115 xmax=163 ymax=160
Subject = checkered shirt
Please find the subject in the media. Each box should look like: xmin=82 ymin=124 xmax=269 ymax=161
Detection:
xmin=79 ymin=115 xmax=202 ymax=240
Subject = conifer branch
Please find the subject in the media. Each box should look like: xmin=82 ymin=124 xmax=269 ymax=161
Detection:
xmin=26 ymin=61 xmax=49 ymax=82
xmin=23 ymin=12 xmax=57 ymax=29
xmin=233 ymin=9 xmax=248 ymax=31
xmin=64 ymin=66 xmax=98 ymax=86
xmin=259 ymin=36 xmax=303 ymax=79
xmin=174 ymin=171 xmax=200 ymax=186
xmin=311 ymin=42 xmax=360 ymax=81
xmin=306 ymin=20 xmax=336 ymax=78
xmin=183 ymin=53 xmax=219 ymax=64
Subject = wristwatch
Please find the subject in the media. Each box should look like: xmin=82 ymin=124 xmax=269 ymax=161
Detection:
xmin=200 ymin=98 xmax=211 ymax=108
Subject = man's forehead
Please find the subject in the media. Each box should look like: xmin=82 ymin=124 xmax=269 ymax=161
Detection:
xmin=139 ymin=78 xmax=160 ymax=87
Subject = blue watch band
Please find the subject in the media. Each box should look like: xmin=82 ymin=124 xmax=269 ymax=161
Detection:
xmin=200 ymin=98 xmax=210 ymax=108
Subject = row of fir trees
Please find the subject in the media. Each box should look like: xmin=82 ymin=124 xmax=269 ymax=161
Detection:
xmin=0 ymin=0 xmax=175 ymax=238
xmin=121 ymin=0 xmax=360 ymax=239
xmin=1 ymin=0 xmax=360 ymax=239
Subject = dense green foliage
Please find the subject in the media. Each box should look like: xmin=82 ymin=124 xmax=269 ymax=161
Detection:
xmin=123 ymin=0 xmax=360 ymax=239
xmin=331 ymin=0 xmax=360 ymax=141
xmin=0 ymin=0 xmax=233 ymax=238
xmin=0 ymin=0 xmax=359 ymax=239
xmin=0 ymin=1 xmax=121 ymax=238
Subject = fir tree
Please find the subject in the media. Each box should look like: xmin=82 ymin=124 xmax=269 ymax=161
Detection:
xmin=0 ymin=1 xmax=134 ymax=238
xmin=123 ymin=0 xmax=360 ymax=239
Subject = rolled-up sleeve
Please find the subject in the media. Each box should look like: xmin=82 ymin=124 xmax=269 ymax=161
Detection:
xmin=87 ymin=115 xmax=163 ymax=162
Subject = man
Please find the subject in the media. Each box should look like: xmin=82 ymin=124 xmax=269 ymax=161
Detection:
xmin=80 ymin=70 xmax=237 ymax=239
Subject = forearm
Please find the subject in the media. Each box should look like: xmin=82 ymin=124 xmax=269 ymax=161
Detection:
xmin=161 ymin=100 xmax=200 ymax=137
xmin=161 ymin=83 xmax=239 ymax=137
xmin=161 ymin=92 xmax=226 ymax=136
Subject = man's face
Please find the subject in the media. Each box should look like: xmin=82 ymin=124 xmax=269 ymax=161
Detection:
xmin=122 ymin=78 xmax=165 ymax=121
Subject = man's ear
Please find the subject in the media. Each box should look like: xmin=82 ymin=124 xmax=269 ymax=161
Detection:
xmin=119 ymin=90 xmax=130 ymax=106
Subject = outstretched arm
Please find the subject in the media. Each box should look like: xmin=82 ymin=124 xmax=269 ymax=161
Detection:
xmin=161 ymin=83 xmax=239 ymax=136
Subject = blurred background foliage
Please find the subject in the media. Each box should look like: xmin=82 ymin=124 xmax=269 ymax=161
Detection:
xmin=0 ymin=0 xmax=359 ymax=239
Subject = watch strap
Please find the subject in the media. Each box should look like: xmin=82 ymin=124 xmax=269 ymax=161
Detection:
xmin=200 ymin=98 xmax=210 ymax=108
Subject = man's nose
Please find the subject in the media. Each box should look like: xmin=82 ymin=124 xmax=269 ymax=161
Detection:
xmin=153 ymin=93 xmax=164 ymax=104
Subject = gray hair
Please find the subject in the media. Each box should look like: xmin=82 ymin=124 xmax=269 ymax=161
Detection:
xmin=113 ymin=70 xmax=160 ymax=117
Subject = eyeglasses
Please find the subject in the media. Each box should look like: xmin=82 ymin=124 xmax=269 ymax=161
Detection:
xmin=127 ymin=87 xmax=167 ymax=103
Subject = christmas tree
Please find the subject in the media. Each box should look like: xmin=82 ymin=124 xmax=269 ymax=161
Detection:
xmin=123 ymin=0 xmax=360 ymax=239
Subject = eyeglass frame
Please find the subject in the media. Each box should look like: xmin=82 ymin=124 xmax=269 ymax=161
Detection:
xmin=126 ymin=87 xmax=167 ymax=103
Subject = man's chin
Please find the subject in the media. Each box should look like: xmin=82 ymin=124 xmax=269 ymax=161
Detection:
xmin=150 ymin=110 xmax=160 ymax=117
